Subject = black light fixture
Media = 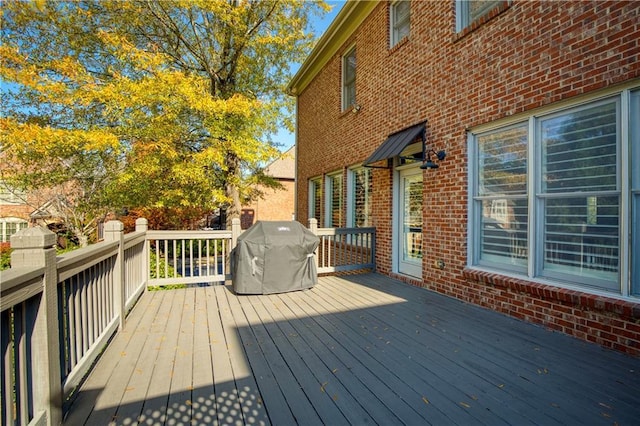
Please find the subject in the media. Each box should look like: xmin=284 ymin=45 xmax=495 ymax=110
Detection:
xmin=420 ymin=149 xmax=447 ymax=169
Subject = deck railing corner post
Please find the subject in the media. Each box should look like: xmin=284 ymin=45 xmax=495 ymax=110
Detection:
xmin=231 ymin=218 xmax=241 ymax=250
xmin=308 ymin=218 xmax=318 ymax=234
xmin=10 ymin=227 xmax=62 ymax=425
xmin=105 ymin=220 xmax=125 ymax=330
xmin=136 ymin=218 xmax=149 ymax=288
xmin=135 ymin=217 xmax=148 ymax=233
xmin=308 ymin=218 xmax=319 ymax=269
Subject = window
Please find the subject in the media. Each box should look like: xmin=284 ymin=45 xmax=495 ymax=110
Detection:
xmin=470 ymin=87 xmax=639 ymax=296
xmin=456 ymin=0 xmax=502 ymax=32
xmin=325 ymin=172 xmax=343 ymax=227
xmin=1 ymin=218 xmax=28 ymax=243
xmin=309 ymin=177 xmax=322 ymax=224
xmin=390 ymin=1 xmax=410 ymax=47
xmin=475 ymin=124 xmax=528 ymax=271
xmin=630 ymin=90 xmax=640 ymax=295
xmin=348 ymin=167 xmax=372 ymax=228
xmin=342 ymin=47 xmax=356 ymax=111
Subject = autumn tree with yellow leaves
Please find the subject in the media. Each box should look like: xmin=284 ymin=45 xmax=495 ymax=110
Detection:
xmin=1 ymin=0 xmax=328 ymax=243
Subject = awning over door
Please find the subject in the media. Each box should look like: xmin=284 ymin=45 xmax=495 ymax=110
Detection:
xmin=363 ymin=122 xmax=425 ymax=167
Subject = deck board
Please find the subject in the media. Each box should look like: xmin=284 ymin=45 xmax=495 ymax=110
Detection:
xmin=64 ymin=274 xmax=640 ymax=425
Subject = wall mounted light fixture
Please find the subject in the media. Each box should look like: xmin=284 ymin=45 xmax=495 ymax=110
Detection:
xmin=351 ymin=104 xmax=362 ymax=114
xmin=420 ymin=149 xmax=447 ymax=169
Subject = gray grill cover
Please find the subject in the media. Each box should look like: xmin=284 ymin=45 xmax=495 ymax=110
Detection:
xmin=232 ymin=221 xmax=319 ymax=294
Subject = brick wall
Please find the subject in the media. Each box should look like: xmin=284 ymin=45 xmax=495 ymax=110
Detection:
xmin=242 ymin=179 xmax=295 ymax=228
xmin=295 ymin=1 xmax=640 ymax=355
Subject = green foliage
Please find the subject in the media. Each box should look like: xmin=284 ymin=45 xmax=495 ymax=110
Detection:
xmin=0 ymin=243 xmax=11 ymax=271
xmin=147 ymin=249 xmax=186 ymax=291
xmin=1 ymin=0 xmax=329 ymax=233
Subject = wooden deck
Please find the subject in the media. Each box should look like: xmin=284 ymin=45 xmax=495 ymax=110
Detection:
xmin=63 ymin=274 xmax=640 ymax=425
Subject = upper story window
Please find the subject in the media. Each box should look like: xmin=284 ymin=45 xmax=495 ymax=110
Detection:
xmin=469 ymin=86 xmax=640 ymax=297
xmin=390 ymin=1 xmax=410 ymax=47
xmin=342 ymin=47 xmax=356 ymax=111
xmin=456 ymin=0 xmax=503 ymax=32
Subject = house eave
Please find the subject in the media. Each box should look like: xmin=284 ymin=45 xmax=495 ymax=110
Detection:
xmin=286 ymin=1 xmax=377 ymax=97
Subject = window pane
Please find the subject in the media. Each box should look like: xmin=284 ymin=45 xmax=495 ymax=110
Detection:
xmin=479 ymin=198 xmax=528 ymax=268
xmin=343 ymin=49 xmax=356 ymax=109
xmin=310 ymin=178 xmax=322 ymax=223
xmin=631 ymin=90 xmax=640 ymax=295
xmin=403 ymin=175 xmax=422 ymax=261
xmin=542 ymin=102 xmax=617 ymax=193
xmin=478 ymin=125 xmax=528 ymax=196
xmin=544 ymin=196 xmax=619 ymax=286
xmin=352 ymin=168 xmax=372 ymax=227
xmin=458 ymin=0 xmax=501 ymax=31
xmin=329 ymin=174 xmax=342 ymax=227
xmin=392 ymin=1 xmax=410 ymax=46
xmin=468 ymin=0 xmax=500 ymax=22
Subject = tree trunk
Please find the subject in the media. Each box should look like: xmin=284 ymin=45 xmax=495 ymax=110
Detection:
xmin=225 ymin=151 xmax=242 ymax=230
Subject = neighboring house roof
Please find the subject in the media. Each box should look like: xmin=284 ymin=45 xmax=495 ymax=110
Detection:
xmin=30 ymin=195 xmax=67 ymax=219
xmin=265 ymin=146 xmax=295 ymax=180
xmin=287 ymin=2 xmax=376 ymax=96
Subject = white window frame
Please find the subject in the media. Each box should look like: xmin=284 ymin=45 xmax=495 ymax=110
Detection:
xmin=325 ymin=171 xmax=343 ymax=228
xmin=468 ymin=84 xmax=639 ymax=299
xmin=347 ymin=166 xmax=372 ymax=228
xmin=390 ymin=1 xmax=410 ymax=48
xmin=308 ymin=177 xmax=322 ymax=224
xmin=1 ymin=217 xmax=28 ymax=243
xmin=342 ymin=46 xmax=356 ymax=112
xmin=456 ymin=0 xmax=503 ymax=32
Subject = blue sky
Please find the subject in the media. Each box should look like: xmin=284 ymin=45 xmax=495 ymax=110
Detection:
xmin=274 ymin=1 xmax=345 ymax=151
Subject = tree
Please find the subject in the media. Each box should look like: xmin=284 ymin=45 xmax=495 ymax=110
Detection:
xmin=1 ymin=0 xmax=329 ymax=236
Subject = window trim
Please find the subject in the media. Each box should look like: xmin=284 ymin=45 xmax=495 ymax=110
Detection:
xmin=341 ymin=46 xmax=356 ymax=112
xmin=1 ymin=217 xmax=28 ymax=243
xmin=308 ymin=177 xmax=322 ymax=225
xmin=468 ymin=84 xmax=639 ymax=299
xmin=390 ymin=0 xmax=410 ymax=48
xmin=455 ymin=0 xmax=509 ymax=34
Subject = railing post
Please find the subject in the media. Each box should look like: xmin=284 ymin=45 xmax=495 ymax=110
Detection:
xmin=136 ymin=218 xmax=149 ymax=289
xmin=104 ymin=220 xmax=125 ymax=331
xmin=10 ymin=227 xmax=62 ymax=426
xmin=135 ymin=217 xmax=148 ymax=232
xmin=231 ymin=218 xmax=241 ymax=250
xmin=308 ymin=218 xmax=319 ymax=270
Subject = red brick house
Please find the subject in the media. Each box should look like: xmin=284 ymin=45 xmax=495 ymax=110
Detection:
xmin=288 ymin=1 xmax=640 ymax=354
xmin=241 ymin=146 xmax=296 ymax=228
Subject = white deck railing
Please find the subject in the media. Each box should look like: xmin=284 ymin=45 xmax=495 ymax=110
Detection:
xmin=0 ymin=218 xmax=375 ymax=425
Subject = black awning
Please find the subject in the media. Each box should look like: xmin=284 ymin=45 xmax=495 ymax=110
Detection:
xmin=363 ymin=122 xmax=425 ymax=167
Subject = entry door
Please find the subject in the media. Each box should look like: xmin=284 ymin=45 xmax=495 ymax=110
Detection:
xmin=398 ymin=168 xmax=423 ymax=278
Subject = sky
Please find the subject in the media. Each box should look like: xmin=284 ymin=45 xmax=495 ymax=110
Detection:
xmin=274 ymin=1 xmax=345 ymax=151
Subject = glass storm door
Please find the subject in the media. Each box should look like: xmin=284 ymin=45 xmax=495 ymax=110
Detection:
xmin=398 ymin=169 xmax=423 ymax=278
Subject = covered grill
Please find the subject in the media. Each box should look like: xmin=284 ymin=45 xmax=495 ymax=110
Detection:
xmin=232 ymin=221 xmax=319 ymax=294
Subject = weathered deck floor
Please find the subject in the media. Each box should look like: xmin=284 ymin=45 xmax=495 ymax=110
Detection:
xmin=64 ymin=274 xmax=640 ymax=425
